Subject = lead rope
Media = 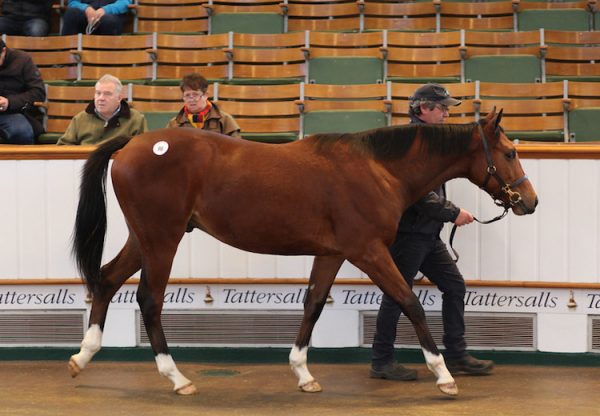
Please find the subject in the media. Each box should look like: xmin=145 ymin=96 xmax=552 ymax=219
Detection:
xmin=448 ymin=206 xmax=508 ymax=262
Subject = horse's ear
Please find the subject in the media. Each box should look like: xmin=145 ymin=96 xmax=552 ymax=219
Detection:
xmin=495 ymin=109 xmax=504 ymax=129
xmin=483 ymin=106 xmax=496 ymax=123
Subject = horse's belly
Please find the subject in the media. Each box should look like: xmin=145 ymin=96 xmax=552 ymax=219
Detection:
xmin=192 ymin=208 xmax=339 ymax=256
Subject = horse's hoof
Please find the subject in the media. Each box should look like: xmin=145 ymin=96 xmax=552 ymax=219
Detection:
xmin=438 ymin=382 xmax=459 ymax=396
xmin=176 ymin=383 xmax=198 ymax=396
xmin=68 ymin=358 xmax=81 ymax=378
xmin=299 ymin=380 xmax=322 ymax=393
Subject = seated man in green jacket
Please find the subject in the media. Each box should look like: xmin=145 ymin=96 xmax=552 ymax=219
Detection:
xmin=57 ymin=74 xmax=147 ymax=145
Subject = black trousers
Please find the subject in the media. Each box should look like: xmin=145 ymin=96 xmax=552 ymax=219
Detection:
xmin=372 ymin=233 xmax=467 ymax=367
xmin=61 ymin=7 xmax=125 ymax=35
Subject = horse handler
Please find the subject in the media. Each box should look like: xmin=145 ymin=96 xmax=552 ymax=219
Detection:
xmin=370 ymin=83 xmax=495 ymax=381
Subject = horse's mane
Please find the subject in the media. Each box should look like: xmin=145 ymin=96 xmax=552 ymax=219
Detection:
xmin=313 ymin=123 xmax=478 ymax=160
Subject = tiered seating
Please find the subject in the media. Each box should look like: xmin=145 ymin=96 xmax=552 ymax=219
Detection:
xmin=383 ymin=31 xmax=462 ymax=84
xmin=438 ymin=0 xmax=517 ymax=30
xmin=283 ymin=0 xmax=361 ymax=31
xmin=359 ymin=1 xmax=437 ymax=31
xmin=129 ymin=84 xmax=185 ymax=112
xmin=300 ymin=83 xmax=389 ymax=136
xmin=14 ymin=3 xmax=600 ymax=144
xmin=204 ymin=0 xmax=284 ymax=34
xmin=215 ymin=83 xmax=302 ymax=141
xmin=5 ymin=35 xmax=79 ymax=83
xmin=462 ymin=30 xmax=543 ymax=83
xmin=226 ymin=32 xmax=307 ymax=84
xmin=517 ymin=0 xmax=594 ymax=31
xmin=305 ymin=31 xmax=384 ymax=84
xmin=72 ymin=34 xmax=155 ymax=84
xmin=542 ymin=30 xmax=600 ymax=82
xmin=152 ymin=33 xmax=229 ymax=84
xmin=476 ymin=81 xmax=568 ymax=142
xmin=566 ymin=81 xmax=600 ymax=142
xmin=36 ymin=84 xmax=95 ymax=144
xmin=134 ymin=0 xmax=209 ymax=33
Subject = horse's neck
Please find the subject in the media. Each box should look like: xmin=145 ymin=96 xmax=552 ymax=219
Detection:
xmin=392 ymin=152 xmax=469 ymax=206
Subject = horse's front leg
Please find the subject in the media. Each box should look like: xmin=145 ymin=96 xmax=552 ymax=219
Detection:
xmin=137 ymin=247 xmax=197 ymax=395
xmin=69 ymin=235 xmax=142 ymax=377
xmin=290 ymin=255 xmax=344 ymax=393
xmin=350 ymin=243 xmax=458 ymax=396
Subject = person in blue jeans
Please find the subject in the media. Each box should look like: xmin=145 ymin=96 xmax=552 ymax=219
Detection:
xmin=0 ymin=40 xmax=46 ymax=145
xmin=61 ymin=0 xmax=132 ymax=35
xmin=370 ymin=84 xmax=494 ymax=381
xmin=0 ymin=0 xmax=54 ymax=37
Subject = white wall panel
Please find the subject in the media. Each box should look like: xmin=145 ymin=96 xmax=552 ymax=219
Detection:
xmin=537 ymin=160 xmax=569 ymax=281
xmin=567 ymin=160 xmax=598 ymax=283
xmin=190 ymin=232 xmax=220 ymax=277
xmin=46 ymin=160 xmax=80 ymax=277
xmin=508 ymin=159 xmax=539 ymax=281
xmin=276 ymin=255 xmax=310 ymax=278
xmin=446 ymin=178 xmax=481 ymax=280
xmin=1 ymin=157 xmax=600 ymax=283
xmin=17 ymin=161 xmax=47 ymax=278
xmin=0 ymin=160 xmax=18 ymax=278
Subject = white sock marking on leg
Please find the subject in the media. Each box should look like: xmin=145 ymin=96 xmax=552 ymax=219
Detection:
xmin=71 ymin=324 xmax=103 ymax=370
xmin=155 ymin=353 xmax=192 ymax=391
xmin=289 ymin=345 xmax=314 ymax=387
xmin=422 ymin=348 xmax=454 ymax=385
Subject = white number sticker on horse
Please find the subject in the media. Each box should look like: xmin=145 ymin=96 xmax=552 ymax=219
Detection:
xmin=153 ymin=141 xmax=169 ymax=156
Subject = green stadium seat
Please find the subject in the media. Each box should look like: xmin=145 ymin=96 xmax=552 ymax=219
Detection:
xmin=518 ymin=10 xmax=591 ymax=31
xmin=464 ymin=55 xmax=542 ymax=83
xmin=143 ymin=112 xmax=178 ymax=131
xmin=308 ymin=57 xmax=384 ymax=85
xmin=303 ymin=110 xmax=387 ymax=136
xmin=568 ymin=108 xmax=600 ymax=142
xmin=211 ymin=13 xmax=284 ymax=34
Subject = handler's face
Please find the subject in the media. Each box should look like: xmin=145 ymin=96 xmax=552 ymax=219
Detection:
xmin=419 ymin=103 xmax=449 ymax=124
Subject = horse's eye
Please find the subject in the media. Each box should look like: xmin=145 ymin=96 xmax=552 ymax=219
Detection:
xmin=505 ymin=150 xmax=517 ymax=160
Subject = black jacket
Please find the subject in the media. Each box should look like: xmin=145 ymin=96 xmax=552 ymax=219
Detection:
xmin=1 ymin=0 xmax=53 ymax=20
xmin=0 ymin=48 xmax=46 ymax=136
xmin=396 ymin=114 xmax=461 ymax=235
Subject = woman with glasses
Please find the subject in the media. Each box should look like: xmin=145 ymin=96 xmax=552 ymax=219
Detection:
xmin=167 ymin=73 xmax=240 ymax=138
xmin=370 ymin=83 xmax=495 ymax=381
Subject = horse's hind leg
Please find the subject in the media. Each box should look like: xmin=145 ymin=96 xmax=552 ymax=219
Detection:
xmin=135 ymin=240 xmax=196 ymax=395
xmin=350 ymin=243 xmax=457 ymax=396
xmin=290 ymin=255 xmax=344 ymax=393
xmin=69 ymin=233 xmax=142 ymax=377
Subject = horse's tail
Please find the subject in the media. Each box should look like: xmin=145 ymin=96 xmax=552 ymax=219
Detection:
xmin=74 ymin=136 xmax=132 ymax=296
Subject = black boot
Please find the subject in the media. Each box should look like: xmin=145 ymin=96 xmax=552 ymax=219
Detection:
xmin=445 ymin=353 xmax=494 ymax=375
xmin=370 ymin=362 xmax=417 ymax=381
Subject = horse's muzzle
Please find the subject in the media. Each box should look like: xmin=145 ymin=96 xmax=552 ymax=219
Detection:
xmin=513 ymin=196 xmax=538 ymax=215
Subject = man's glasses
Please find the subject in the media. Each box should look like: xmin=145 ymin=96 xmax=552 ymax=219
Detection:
xmin=183 ymin=92 xmax=205 ymax=101
xmin=435 ymin=103 xmax=449 ymax=112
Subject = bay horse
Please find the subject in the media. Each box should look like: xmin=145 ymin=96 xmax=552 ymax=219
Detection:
xmin=68 ymin=109 xmax=537 ymax=397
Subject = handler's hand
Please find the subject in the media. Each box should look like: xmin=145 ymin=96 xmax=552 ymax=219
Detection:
xmin=454 ymin=208 xmax=474 ymax=226
xmin=0 ymin=96 xmax=9 ymax=112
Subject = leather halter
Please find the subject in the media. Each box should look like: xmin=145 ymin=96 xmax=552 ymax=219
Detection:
xmin=449 ymin=124 xmax=529 ymax=262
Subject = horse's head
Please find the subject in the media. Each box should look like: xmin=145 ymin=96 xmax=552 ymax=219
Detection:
xmin=468 ymin=108 xmax=538 ymax=216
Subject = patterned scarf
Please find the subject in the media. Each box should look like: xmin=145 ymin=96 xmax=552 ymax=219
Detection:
xmin=185 ymin=101 xmax=212 ymax=128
